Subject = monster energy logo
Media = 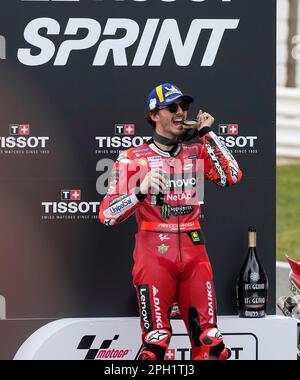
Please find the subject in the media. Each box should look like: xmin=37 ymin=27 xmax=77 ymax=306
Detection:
xmin=161 ymin=204 xmax=193 ymax=219
xmin=161 ymin=203 xmax=171 ymax=220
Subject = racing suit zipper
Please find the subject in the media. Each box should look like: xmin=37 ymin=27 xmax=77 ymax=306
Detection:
xmin=174 ymin=160 xmax=182 ymax=264
xmin=177 ymin=216 xmax=182 ymax=263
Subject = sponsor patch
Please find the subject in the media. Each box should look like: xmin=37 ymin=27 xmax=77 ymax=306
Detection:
xmin=158 ymin=234 xmax=170 ymax=242
xmin=138 ymin=285 xmax=152 ymax=332
xmin=187 ymin=230 xmax=205 ymax=245
xmin=161 ymin=204 xmax=193 ymax=220
xmin=144 ymin=329 xmax=170 ymax=344
xmin=157 ymin=244 xmax=169 ymax=254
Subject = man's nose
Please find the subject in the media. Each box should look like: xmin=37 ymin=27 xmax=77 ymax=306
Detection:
xmin=175 ymin=106 xmax=185 ymax=115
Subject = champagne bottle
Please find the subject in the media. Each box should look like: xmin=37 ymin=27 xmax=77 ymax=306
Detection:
xmin=236 ymin=227 xmax=268 ymax=318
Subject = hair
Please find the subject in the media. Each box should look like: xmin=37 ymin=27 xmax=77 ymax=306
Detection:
xmin=145 ymin=111 xmax=156 ymax=130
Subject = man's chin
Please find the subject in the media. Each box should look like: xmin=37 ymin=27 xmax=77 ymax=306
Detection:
xmin=171 ymin=124 xmax=185 ymax=134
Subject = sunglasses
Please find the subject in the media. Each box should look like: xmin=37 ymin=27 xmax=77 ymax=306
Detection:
xmin=158 ymin=100 xmax=190 ymax=113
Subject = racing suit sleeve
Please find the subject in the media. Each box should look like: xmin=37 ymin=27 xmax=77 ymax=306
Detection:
xmin=198 ymin=127 xmax=243 ymax=187
xmin=99 ymin=152 xmax=147 ymax=226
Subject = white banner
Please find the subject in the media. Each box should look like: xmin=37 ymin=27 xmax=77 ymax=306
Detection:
xmin=14 ymin=315 xmax=297 ymax=360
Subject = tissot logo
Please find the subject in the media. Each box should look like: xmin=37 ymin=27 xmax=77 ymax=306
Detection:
xmin=165 ymin=348 xmax=176 ymax=360
xmin=219 ymin=124 xmax=239 ymax=135
xmin=10 ymin=124 xmax=30 ymax=136
xmin=61 ymin=189 xmax=81 ymax=201
xmin=164 ymin=346 xmax=246 ymax=360
xmin=217 ymin=123 xmax=258 ymax=154
xmin=17 ymin=18 xmax=239 ymax=67
xmin=0 ymin=124 xmax=50 ymax=154
xmin=41 ymin=189 xmax=100 ymax=220
xmin=115 ymin=124 xmax=135 ymax=136
xmin=77 ymin=335 xmax=130 ymax=360
xmin=95 ymin=124 xmax=151 ymax=154
xmin=95 ymin=136 xmax=150 ymax=150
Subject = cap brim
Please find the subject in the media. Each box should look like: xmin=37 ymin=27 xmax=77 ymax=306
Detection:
xmin=181 ymin=94 xmax=194 ymax=103
xmin=160 ymin=93 xmax=194 ymax=106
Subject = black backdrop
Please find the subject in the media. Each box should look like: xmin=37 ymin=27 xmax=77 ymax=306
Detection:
xmin=0 ymin=0 xmax=276 ymax=318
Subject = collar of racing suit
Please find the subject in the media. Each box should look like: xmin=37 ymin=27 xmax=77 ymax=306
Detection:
xmin=148 ymin=138 xmax=182 ymax=157
xmin=153 ymin=128 xmax=199 ymax=148
xmin=152 ymin=131 xmax=178 ymax=147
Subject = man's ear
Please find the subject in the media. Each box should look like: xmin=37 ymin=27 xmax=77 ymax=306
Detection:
xmin=149 ymin=111 xmax=159 ymax=123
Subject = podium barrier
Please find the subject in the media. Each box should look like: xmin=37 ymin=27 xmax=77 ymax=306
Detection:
xmin=10 ymin=316 xmax=297 ymax=360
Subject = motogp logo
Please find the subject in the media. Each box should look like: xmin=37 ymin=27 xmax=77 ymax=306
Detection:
xmin=77 ymin=335 xmax=130 ymax=360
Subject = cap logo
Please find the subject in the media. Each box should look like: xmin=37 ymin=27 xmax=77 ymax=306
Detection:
xmin=164 ymin=85 xmax=182 ymax=98
xmin=149 ymin=98 xmax=157 ymax=110
xmin=156 ymin=85 xmax=164 ymax=102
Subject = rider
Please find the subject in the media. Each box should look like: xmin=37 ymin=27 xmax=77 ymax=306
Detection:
xmin=99 ymin=83 xmax=242 ymax=360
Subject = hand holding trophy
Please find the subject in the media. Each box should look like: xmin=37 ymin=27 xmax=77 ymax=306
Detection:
xmin=183 ymin=110 xmax=215 ymax=131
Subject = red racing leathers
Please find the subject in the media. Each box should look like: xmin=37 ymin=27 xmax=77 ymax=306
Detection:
xmin=99 ymin=127 xmax=242 ymax=360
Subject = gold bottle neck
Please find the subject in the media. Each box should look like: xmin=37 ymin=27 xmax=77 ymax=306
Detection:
xmin=248 ymin=231 xmax=256 ymax=247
